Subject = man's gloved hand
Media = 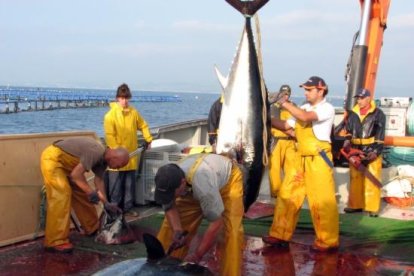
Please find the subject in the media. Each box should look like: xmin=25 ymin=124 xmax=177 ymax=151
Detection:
xmin=208 ymin=135 xmax=217 ymax=146
xmin=168 ymin=230 xmax=188 ymax=254
xmin=269 ymin=91 xmax=290 ymax=107
xmin=87 ymin=191 xmax=100 ymax=204
xmin=104 ymin=202 xmax=122 ymax=215
xmin=343 ymin=140 xmax=352 ymax=153
xmin=366 ymin=151 xmax=378 ymax=162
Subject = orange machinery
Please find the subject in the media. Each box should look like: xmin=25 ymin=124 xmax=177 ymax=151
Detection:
xmin=344 ymin=0 xmax=390 ymax=112
xmin=342 ymin=0 xmax=413 ymax=147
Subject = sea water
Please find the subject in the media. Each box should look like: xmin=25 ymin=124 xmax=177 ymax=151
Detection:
xmin=0 ymin=87 xmax=344 ymax=137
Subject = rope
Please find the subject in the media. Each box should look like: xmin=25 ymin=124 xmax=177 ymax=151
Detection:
xmin=386 ymin=147 xmax=414 ymax=166
xmin=254 ymin=13 xmax=269 ymax=167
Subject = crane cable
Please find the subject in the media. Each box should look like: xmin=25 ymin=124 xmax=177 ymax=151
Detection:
xmin=254 ymin=13 xmax=269 ymax=166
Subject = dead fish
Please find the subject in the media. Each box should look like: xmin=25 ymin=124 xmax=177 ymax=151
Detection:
xmin=215 ymin=0 xmax=270 ymax=211
xmin=95 ymin=211 xmax=135 ymax=245
xmin=93 ymin=233 xmax=213 ymax=275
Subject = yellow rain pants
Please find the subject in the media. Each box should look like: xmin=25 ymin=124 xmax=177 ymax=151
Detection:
xmin=269 ymin=109 xmax=296 ymax=196
xmin=157 ymin=164 xmax=244 ymax=276
xmin=269 ymin=120 xmax=339 ymax=249
xmin=40 ymin=145 xmax=99 ymax=247
xmin=348 ymin=156 xmax=382 ymax=212
xmin=269 ymin=136 xmax=296 ymax=197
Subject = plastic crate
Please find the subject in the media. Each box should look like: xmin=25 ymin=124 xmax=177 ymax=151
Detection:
xmin=135 ymin=150 xmax=186 ymax=205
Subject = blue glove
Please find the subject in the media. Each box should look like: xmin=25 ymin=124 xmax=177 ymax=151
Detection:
xmin=87 ymin=191 xmax=100 ymax=204
xmin=208 ymin=135 xmax=217 ymax=146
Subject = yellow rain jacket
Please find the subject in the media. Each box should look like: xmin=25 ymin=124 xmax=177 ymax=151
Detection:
xmin=104 ymin=102 xmax=153 ymax=171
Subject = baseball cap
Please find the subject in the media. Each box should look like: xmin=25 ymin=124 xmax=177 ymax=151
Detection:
xmin=300 ymin=76 xmax=327 ymax=89
xmin=279 ymin=84 xmax=291 ymax=95
xmin=354 ymin=88 xmax=371 ymax=98
xmin=154 ymin=163 xmax=185 ymax=206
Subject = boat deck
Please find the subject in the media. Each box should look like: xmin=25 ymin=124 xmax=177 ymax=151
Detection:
xmin=1 ymin=202 xmax=414 ymax=276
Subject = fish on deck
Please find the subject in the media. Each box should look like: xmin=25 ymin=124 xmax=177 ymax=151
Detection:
xmin=93 ymin=233 xmax=213 ymax=276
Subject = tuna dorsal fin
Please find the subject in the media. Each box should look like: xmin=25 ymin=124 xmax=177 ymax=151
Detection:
xmin=225 ymin=0 xmax=269 ymax=16
xmin=214 ymin=65 xmax=228 ymax=90
xmin=143 ymin=233 xmax=166 ymax=261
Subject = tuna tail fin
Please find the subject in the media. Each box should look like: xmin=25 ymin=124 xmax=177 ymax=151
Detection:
xmin=143 ymin=233 xmax=166 ymax=261
xmin=225 ymin=0 xmax=269 ymax=16
xmin=214 ymin=65 xmax=228 ymax=90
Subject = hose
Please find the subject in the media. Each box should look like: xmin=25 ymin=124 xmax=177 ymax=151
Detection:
xmin=384 ymin=100 xmax=414 ymax=166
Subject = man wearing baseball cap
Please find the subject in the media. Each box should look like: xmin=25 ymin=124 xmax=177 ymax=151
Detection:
xmin=342 ymin=88 xmax=386 ymax=217
xmin=263 ymin=76 xmax=339 ymax=252
xmin=154 ymin=153 xmax=244 ymax=275
xmin=267 ymin=85 xmax=296 ymax=197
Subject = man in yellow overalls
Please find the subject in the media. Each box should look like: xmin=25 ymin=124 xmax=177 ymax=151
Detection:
xmin=268 ymin=85 xmax=296 ymax=197
xmin=40 ymin=137 xmax=129 ymax=253
xmin=342 ymin=88 xmax=386 ymax=217
xmin=154 ymin=153 xmax=244 ymax=275
xmin=262 ymin=76 xmax=339 ymax=252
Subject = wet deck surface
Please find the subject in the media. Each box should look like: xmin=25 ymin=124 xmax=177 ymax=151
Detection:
xmin=1 ymin=204 xmax=414 ymax=275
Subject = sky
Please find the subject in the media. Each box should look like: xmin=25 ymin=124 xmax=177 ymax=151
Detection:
xmin=0 ymin=0 xmax=413 ymax=97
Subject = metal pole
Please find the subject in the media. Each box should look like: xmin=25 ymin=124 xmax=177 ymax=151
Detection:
xmin=357 ymin=0 xmax=372 ymax=46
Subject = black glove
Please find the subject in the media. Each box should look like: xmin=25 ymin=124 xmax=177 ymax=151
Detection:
xmin=342 ymin=140 xmax=352 ymax=153
xmin=87 ymin=191 xmax=100 ymax=204
xmin=208 ymin=135 xmax=217 ymax=146
xmin=366 ymin=151 xmax=378 ymax=162
xmin=167 ymin=230 xmax=188 ymax=254
xmin=104 ymin=202 xmax=122 ymax=215
xmin=269 ymin=91 xmax=289 ymax=106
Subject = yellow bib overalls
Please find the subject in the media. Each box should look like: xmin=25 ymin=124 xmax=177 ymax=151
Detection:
xmin=157 ymin=154 xmax=244 ymax=275
xmin=268 ymin=120 xmax=339 ymax=249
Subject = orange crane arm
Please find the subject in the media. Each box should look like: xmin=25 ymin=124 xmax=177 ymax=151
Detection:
xmin=362 ymin=0 xmax=391 ymax=99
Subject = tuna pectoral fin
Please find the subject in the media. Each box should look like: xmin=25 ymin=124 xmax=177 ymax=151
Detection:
xmin=225 ymin=0 xmax=269 ymax=16
xmin=143 ymin=233 xmax=166 ymax=261
xmin=214 ymin=65 xmax=228 ymax=90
